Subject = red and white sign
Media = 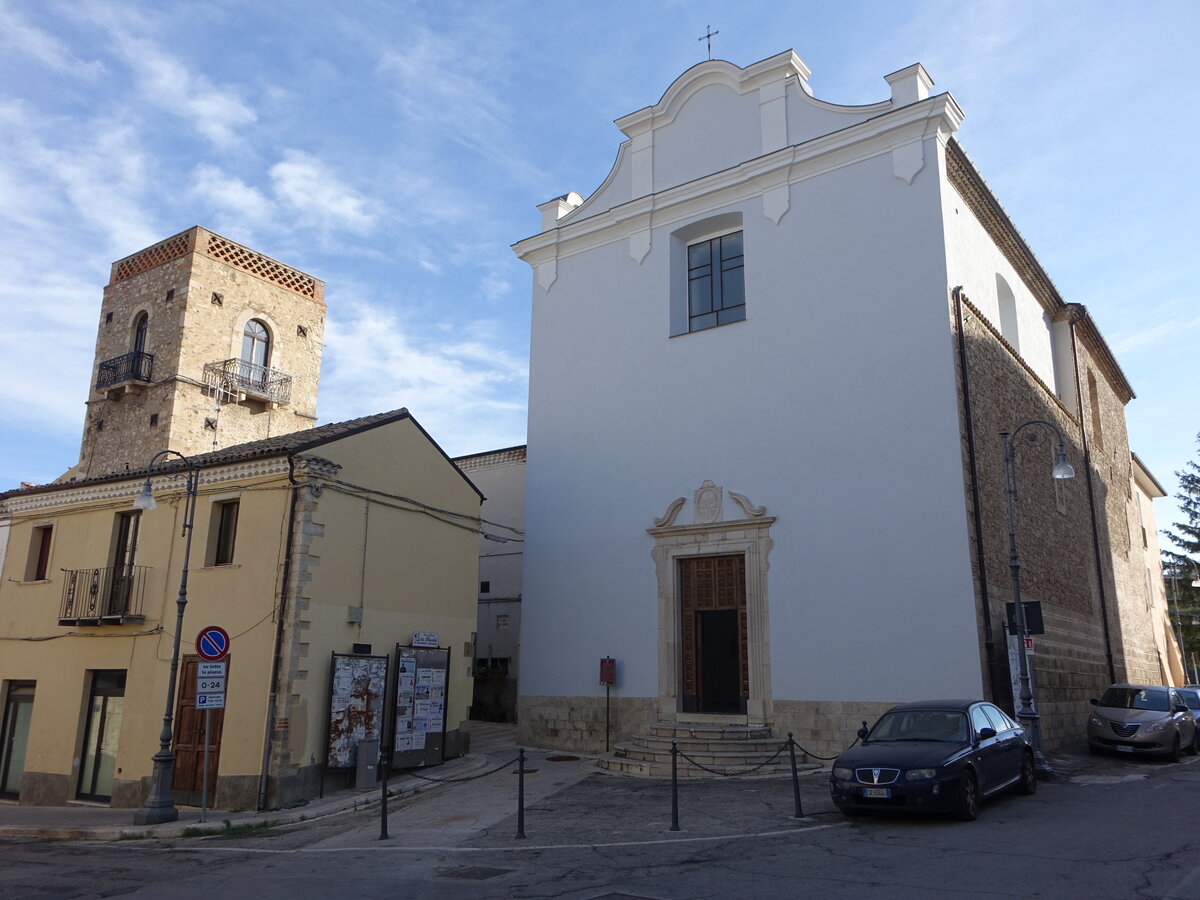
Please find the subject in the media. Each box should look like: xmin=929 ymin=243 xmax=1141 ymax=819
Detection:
xmin=196 ymin=625 xmax=231 ymax=661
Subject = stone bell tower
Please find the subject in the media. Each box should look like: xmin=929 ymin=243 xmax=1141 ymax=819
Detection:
xmin=71 ymin=226 xmax=326 ymax=480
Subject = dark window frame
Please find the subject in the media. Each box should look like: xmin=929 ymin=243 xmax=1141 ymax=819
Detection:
xmin=212 ymin=500 xmax=240 ymax=566
xmin=687 ymin=230 xmax=745 ymax=333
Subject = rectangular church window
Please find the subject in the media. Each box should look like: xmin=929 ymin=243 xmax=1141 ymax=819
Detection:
xmin=687 ymin=231 xmax=745 ymax=332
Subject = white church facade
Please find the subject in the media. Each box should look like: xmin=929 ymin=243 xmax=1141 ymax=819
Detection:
xmin=512 ymin=51 xmax=1174 ymax=759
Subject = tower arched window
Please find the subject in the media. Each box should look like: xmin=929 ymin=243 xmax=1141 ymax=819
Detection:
xmin=241 ymin=319 xmax=270 ymax=370
xmin=132 ymin=313 xmax=148 ymax=355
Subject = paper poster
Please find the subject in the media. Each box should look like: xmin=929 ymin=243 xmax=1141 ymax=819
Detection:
xmin=415 ymin=684 xmax=430 ymax=699
xmin=412 ymin=732 xmax=426 ymax=750
xmin=432 ymin=669 xmax=446 ymax=687
xmin=417 ymin=668 xmax=433 ymax=686
xmin=394 ymin=734 xmax=412 ymax=752
xmin=414 ymin=718 xmax=429 ymax=734
xmin=431 ymin=686 xmax=444 ymax=701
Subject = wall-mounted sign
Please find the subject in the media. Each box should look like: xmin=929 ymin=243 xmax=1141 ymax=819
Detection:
xmin=412 ymin=632 xmax=440 ymax=648
xmin=599 ymin=657 xmax=616 ymax=686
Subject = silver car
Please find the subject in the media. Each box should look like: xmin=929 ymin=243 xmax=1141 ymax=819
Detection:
xmin=1087 ymin=684 xmax=1198 ymax=760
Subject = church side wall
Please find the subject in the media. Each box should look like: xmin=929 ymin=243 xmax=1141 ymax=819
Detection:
xmin=520 ymin=140 xmax=982 ymax=752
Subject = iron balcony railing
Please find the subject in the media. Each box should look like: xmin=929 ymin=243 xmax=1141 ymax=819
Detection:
xmin=59 ymin=566 xmax=149 ymax=624
xmin=96 ymin=350 xmax=154 ymax=389
xmin=203 ymin=358 xmax=292 ymax=404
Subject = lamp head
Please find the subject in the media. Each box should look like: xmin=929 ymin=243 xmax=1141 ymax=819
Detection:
xmin=132 ymin=478 xmax=156 ymax=511
xmin=1051 ymin=450 xmax=1075 ymax=480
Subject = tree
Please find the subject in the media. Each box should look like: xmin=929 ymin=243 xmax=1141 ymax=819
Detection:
xmin=1163 ymin=432 xmax=1200 ymax=682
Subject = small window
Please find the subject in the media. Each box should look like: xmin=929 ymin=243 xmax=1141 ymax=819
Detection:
xmin=211 ymin=292 xmax=223 ymax=307
xmin=480 ymin=581 xmax=491 ymax=594
xmin=210 ymin=500 xmax=240 ymax=566
xmin=204 ymin=417 xmax=218 ymax=431
xmin=687 ymin=231 xmax=745 ymax=332
xmin=149 ymin=413 xmax=159 ymax=427
xmin=25 ymin=525 xmax=53 ymax=581
xmin=164 ymin=289 xmax=175 ymax=302
xmin=105 ymin=311 xmax=113 ymax=324
xmin=297 ymin=325 xmax=308 ymax=338
xmin=94 ymin=419 xmax=104 ymax=431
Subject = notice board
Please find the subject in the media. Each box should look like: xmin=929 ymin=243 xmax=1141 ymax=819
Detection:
xmin=392 ymin=644 xmax=450 ymax=769
xmin=325 ymin=652 xmax=389 ymax=770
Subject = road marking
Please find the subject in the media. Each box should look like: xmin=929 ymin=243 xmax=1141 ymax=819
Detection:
xmin=1070 ymin=774 xmax=1148 ymax=784
xmin=146 ymin=821 xmax=849 ymax=855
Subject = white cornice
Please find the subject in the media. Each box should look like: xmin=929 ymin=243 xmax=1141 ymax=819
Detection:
xmin=514 ymin=93 xmax=962 ymax=267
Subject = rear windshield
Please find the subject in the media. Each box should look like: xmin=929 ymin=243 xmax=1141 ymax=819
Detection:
xmin=1098 ymin=688 xmax=1169 ymax=711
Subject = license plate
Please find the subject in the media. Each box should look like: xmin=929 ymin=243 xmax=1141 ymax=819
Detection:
xmin=862 ymin=787 xmax=891 ymax=799
xmin=1115 ymin=745 xmax=1134 ymax=752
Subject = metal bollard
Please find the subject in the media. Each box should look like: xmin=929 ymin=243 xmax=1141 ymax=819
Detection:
xmin=669 ymin=739 xmax=680 ymax=832
xmin=788 ymin=733 xmax=804 ymax=819
xmin=515 ymin=747 xmax=527 ymax=839
xmin=378 ymin=748 xmax=390 ymax=840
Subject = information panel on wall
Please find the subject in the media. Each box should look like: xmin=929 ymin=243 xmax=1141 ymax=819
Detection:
xmin=326 ymin=652 xmax=389 ymax=770
xmin=392 ymin=643 xmax=450 ymax=769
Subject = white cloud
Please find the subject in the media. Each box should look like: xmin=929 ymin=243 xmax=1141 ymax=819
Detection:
xmin=190 ymin=163 xmax=274 ymax=239
xmin=320 ymin=298 xmax=527 ymax=453
xmin=269 ymin=150 xmax=378 ymax=233
xmin=0 ymin=5 xmax=105 ymax=79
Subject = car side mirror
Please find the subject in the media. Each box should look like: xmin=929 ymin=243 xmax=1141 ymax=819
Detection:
xmin=1174 ymin=705 xmax=1189 ymax=714
xmin=857 ymin=724 xmax=870 ymax=740
xmin=1089 ymin=698 xmax=1099 ymax=706
xmin=978 ymin=727 xmax=996 ymax=740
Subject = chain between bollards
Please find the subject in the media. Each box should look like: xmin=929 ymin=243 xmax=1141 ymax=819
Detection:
xmin=515 ymin=747 xmax=527 ymax=839
xmin=787 ymin=733 xmax=804 ymax=819
xmin=669 ymin=740 xmax=680 ymax=832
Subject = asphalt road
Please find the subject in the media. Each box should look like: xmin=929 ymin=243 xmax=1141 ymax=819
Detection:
xmin=2 ymin=751 xmax=1198 ymax=899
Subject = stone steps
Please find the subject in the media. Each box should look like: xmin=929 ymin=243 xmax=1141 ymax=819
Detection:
xmin=596 ymin=721 xmax=824 ymax=777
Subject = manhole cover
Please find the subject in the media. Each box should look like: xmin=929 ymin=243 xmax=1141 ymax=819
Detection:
xmin=546 ymin=755 xmax=581 ymax=762
xmin=436 ymin=866 xmax=514 ymax=881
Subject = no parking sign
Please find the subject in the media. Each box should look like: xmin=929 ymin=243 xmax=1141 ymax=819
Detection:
xmin=196 ymin=625 xmax=230 ymax=661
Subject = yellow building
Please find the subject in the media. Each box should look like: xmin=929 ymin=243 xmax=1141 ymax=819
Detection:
xmin=0 ymin=409 xmax=483 ymax=809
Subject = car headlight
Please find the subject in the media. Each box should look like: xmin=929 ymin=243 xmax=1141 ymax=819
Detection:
xmin=905 ymin=768 xmax=937 ymax=781
xmin=1144 ymin=720 xmax=1169 ymax=733
xmin=832 ymin=767 xmax=853 ymax=780
xmin=1089 ymin=715 xmax=1104 ymax=727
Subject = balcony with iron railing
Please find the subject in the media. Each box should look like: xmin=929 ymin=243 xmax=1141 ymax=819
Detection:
xmin=203 ymin=358 xmax=292 ymax=406
xmin=95 ymin=350 xmax=154 ymax=396
xmin=59 ymin=566 xmax=150 ymax=625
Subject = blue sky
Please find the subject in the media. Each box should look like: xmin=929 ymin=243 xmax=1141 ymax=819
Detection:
xmin=1 ymin=0 xmax=1197 ymax=535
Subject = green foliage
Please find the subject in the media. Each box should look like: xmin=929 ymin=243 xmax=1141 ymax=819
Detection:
xmin=1163 ymin=432 xmax=1200 ymax=681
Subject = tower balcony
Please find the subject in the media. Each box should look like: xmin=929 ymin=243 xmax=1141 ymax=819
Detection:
xmin=95 ymin=350 xmax=154 ymax=398
xmin=59 ymin=565 xmax=149 ymax=625
xmin=203 ymin=358 xmax=293 ymax=407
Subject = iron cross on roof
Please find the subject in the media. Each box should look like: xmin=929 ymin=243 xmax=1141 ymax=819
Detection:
xmin=698 ymin=25 xmax=719 ymax=60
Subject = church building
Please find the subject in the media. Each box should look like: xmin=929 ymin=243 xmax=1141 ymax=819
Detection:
xmin=512 ymin=51 xmax=1176 ymax=762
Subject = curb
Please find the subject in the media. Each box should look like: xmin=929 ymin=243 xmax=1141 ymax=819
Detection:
xmin=0 ymin=752 xmax=496 ymax=842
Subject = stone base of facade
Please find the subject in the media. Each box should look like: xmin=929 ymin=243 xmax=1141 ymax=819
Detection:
xmin=7 ymin=771 xmax=70 ymax=806
xmin=518 ymin=695 xmax=899 ymax=760
xmin=518 ymin=695 xmax=658 ymax=753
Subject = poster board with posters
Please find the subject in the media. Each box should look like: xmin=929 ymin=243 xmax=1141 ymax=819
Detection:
xmin=392 ymin=643 xmax=450 ymax=769
xmin=326 ymin=652 xmax=389 ymax=770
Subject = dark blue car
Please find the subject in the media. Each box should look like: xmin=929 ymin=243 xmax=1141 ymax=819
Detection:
xmin=829 ymin=699 xmax=1037 ymax=821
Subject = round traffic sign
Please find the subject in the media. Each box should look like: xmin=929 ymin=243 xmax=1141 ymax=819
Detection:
xmin=196 ymin=625 xmax=230 ymax=661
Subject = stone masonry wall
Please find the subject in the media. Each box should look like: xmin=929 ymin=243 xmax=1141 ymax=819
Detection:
xmin=76 ymin=227 xmax=325 ymax=479
xmin=952 ymin=294 xmax=1148 ymax=751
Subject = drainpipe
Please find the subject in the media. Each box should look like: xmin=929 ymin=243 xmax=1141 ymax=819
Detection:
xmin=1064 ymin=307 xmax=1117 ymax=684
xmin=258 ymin=452 xmax=300 ymax=810
xmin=953 ymin=287 xmax=999 ymax=700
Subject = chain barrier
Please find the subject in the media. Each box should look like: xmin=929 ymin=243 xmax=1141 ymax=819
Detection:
xmin=398 ymin=754 xmax=521 ymax=785
xmin=674 ymin=741 xmax=789 ymax=777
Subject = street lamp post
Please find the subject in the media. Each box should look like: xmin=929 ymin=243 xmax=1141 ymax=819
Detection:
xmin=133 ymin=450 xmax=200 ymax=826
xmin=1000 ymin=419 xmax=1076 ymax=778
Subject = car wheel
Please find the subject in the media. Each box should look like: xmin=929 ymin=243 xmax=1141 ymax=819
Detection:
xmin=1015 ymin=752 xmax=1037 ymax=795
xmin=1167 ymin=734 xmax=1181 ymax=763
xmin=955 ymin=770 xmax=979 ymax=821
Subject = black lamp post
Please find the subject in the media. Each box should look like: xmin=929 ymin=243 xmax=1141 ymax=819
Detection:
xmin=1000 ymin=419 xmax=1075 ymax=777
xmin=133 ymin=450 xmax=200 ymax=826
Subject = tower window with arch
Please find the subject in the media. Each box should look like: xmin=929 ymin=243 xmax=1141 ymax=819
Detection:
xmin=132 ymin=312 xmax=148 ymax=355
xmin=242 ymin=319 xmax=270 ymax=370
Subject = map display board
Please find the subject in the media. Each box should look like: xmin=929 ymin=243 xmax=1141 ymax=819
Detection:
xmin=392 ymin=644 xmax=450 ymax=769
xmin=325 ymin=652 xmax=389 ymax=770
